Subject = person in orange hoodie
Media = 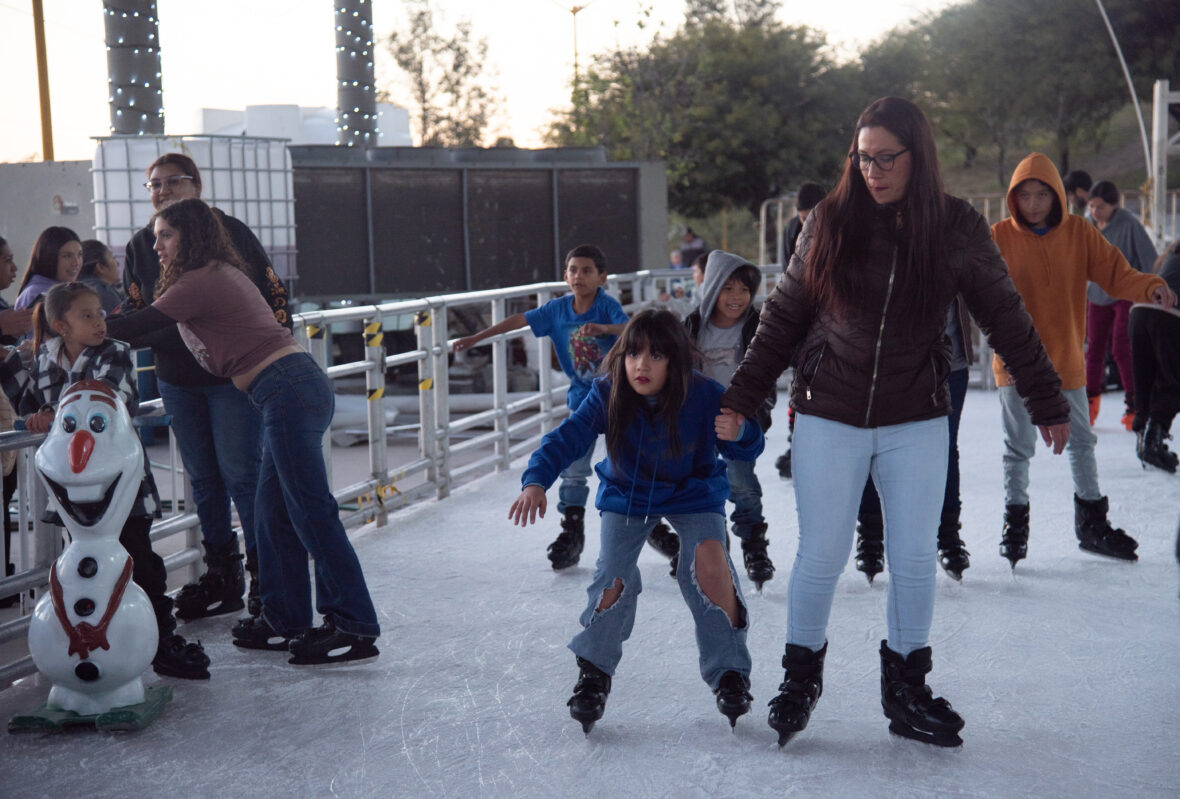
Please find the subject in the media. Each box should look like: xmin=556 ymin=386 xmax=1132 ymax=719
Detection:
xmin=991 ymin=153 xmax=1175 ymax=567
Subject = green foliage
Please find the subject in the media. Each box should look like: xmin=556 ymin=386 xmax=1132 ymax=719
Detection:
xmin=549 ymin=9 xmax=862 ymax=218
xmin=381 ymin=0 xmax=498 ymax=147
xmin=548 ymin=0 xmax=1179 ymax=212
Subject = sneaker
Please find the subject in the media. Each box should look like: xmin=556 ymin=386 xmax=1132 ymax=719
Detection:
xmin=231 ymin=615 xmax=292 ymax=651
xmin=1088 ymin=395 xmax=1100 ymax=426
xmin=1120 ymin=412 xmax=1135 ymax=432
xmin=288 ymin=621 xmax=379 ymax=665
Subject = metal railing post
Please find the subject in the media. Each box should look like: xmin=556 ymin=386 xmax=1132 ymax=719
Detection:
xmin=490 ymin=297 xmax=509 ymax=470
xmin=303 ymin=319 xmax=333 ymax=484
xmin=363 ymin=314 xmax=389 ymax=527
xmin=414 ymin=306 xmax=441 ymax=500
xmin=432 ymin=302 xmax=452 ymax=499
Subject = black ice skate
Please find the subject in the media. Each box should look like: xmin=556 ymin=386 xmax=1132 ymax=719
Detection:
xmin=288 ymin=621 xmax=379 ymax=666
xmin=740 ymin=523 xmax=774 ymax=590
xmin=153 ymin=633 xmax=211 ymax=680
xmin=231 ymin=614 xmax=291 ymax=651
xmin=646 ymin=521 xmax=680 ymax=577
xmin=1000 ymin=503 xmax=1030 ymax=570
xmin=879 ymin=641 xmax=964 ymax=747
xmin=714 ymin=670 xmax=753 ymax=729
xmin=767 ymin=642 xmax=826 ymax=747
xmin=775 ymin=448 xmax=792 ymax=479
xmin=547 ymin=507 xmax=585 ymax=570
xmin=568 ymin=656 xmax=611 ymax=735
xmin=174 ymin=544 xmax=246 ymax=620
xmin=855 ymin=514 xmax=884 ymax=583
xmin=1074 ymin=495 xmax=1138 ymax=562
xmin=937 ymin=514 xmax=970 ymax=581
xmin=1137 ymin=421 xmax=1178 ymax=474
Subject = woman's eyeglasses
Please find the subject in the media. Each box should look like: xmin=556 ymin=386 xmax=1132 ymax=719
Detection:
xmin=144 ymin=175 xmax=196 ymax=193
xmin=849 ymin=149 xmax=908 ymax=172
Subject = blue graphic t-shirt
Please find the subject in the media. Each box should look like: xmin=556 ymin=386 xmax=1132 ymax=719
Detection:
xmin=524 ymin=288 xmax=629 ymax=410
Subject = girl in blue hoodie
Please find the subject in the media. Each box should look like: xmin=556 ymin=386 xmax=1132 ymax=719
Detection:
xmin=509 ymin=309 xmax=764 ymax=735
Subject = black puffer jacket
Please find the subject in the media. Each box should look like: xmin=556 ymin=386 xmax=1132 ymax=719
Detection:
xmin=722 ymin=196 xmax=1069 ymax=428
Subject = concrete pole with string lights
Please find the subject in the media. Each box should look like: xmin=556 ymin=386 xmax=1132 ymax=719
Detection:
xmin=335 ymin=0 xmax=377 ymax=147
xmin=102 ymin=0 xmax=165 ymax=136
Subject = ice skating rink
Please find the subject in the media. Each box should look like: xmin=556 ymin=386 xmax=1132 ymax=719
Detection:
xmin=2 ymin=390 xmax=1178 ymax=799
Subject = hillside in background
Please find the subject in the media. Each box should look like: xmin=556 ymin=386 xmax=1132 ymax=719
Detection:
xmin=940 ymin=102 xmax=1172 ymax=197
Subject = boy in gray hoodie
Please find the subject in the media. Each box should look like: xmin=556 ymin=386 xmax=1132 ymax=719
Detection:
xmin=649 ymin=250 xmax=776 ymax=589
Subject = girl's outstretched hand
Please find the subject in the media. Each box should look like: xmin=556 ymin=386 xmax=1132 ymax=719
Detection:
xmin=715 ymin=408 xmax=745 ymax=441
xmin=509 ymin=485 xmax=547 ymax=527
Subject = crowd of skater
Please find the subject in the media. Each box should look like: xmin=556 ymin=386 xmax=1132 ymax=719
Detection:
xmin=2 ymin=94 xmax=1179 ymax=749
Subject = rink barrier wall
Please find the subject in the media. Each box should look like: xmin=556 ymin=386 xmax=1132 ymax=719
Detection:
xmin=0 ymin=266 xmax=997 ymax=689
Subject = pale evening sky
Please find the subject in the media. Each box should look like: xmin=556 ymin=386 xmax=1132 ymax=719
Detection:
xmin=0 ymin=0 xmax=954 ymax=163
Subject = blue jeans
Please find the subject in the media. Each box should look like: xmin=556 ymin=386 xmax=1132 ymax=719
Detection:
xmin=1000 ymin=386 xmax=1099 ymax=505
xmin=568 ymin=511 xmax=750 ymax=689
xmin=247 ymin=353 xmax=380 ymax=638
xmin=158 ymin=378 xmax=262 ymax=558
xmin=724 ymin=455 xmax=764 ymax=539
xmin=791 ymin=414 xmax=947 ymax=656
xmin=556 ymin=443 xmax=594 ymax=514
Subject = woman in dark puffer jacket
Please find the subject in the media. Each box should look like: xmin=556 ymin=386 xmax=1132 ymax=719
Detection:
xmin=721 ymin=97 xmax=1071 ymax=749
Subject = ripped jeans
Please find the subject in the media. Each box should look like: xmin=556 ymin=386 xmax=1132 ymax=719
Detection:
xmin=568 ymin=511 xmax=751 ymax=690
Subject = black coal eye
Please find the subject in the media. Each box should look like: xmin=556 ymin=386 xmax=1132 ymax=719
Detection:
xmin=89 ymin=415 xmax=106 ymax=433
xmin=62 ymin=415 xmax=77 ymax=433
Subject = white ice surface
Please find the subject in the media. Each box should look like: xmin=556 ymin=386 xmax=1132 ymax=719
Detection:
xmin=2 ymin=391 xmax=1178 ymax=798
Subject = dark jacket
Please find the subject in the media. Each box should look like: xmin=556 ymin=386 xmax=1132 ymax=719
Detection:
xmin=116 ymin=208 xmax=291 ymax=387
xmin=723 ymin=196 xmax=1069 ymax=428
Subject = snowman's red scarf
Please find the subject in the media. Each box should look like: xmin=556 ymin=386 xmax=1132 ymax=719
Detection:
xmin=49 ymin=557 xmax=135 ymax=659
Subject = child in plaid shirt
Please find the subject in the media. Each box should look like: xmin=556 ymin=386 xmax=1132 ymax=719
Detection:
xmin=0 ymin=281 xmax=210 ymax=680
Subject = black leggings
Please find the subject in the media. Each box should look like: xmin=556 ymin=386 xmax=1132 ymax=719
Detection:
xmin=119 ymin=516 xmax=175 ymax=638
xmin=1129 ymin=307 xmax=1180 ymax=429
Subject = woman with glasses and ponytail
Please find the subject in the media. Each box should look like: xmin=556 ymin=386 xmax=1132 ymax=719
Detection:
xmin=720 ymin=97 xmax=1071 ymax=749
xmin=114 ymin=153 xmax=291 ymax=625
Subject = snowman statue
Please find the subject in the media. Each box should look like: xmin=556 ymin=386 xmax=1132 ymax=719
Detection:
xmin=9 ymin=379 xmax=170 ymax=732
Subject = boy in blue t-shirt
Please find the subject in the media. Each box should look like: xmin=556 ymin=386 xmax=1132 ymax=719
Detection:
xmin=452 ymin=244 xmax=629 ymax=568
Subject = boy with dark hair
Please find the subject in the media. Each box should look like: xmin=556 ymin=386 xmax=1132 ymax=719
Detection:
xmin=1062 ymin=169 xmax=1093 ymax=215
xmin=453 ymin=244 xmax=629 ymax=568
xmin=782 ymin=182 xmax=826 ymax=262
xmin=991 ymin=154 xmax=1174 ymax=566
xmin=679 ymin=250 xmax=775 ymax=588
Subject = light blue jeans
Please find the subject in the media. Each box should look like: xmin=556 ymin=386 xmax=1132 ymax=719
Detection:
xmin=999 ymin=386 xmax=1099 ymax=505
xmin=790 ymin=413 xmax=947 ymax=656
xmin=568 ymin=511 xmax=751 ymax=689
xmin=556 ymin=443 xmax=594 ymax=514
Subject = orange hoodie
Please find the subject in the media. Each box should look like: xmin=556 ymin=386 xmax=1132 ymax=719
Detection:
xmin=991 ymin=153 xmax=1165 ymax=390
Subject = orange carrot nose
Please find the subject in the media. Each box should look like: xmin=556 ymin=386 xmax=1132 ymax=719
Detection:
xmin=69 ymin=430 xmax=95 ymax=474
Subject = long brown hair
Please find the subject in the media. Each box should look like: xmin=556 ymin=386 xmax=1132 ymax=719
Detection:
xmin=600 ymin=309 xmax=695 ymax=465
xmin=805 ymin=97 xmax=947 ymax=324
xmin=17 ymin=226 xmax=81 ymax=294
xmin=151 ymin=198 xmax=247 ymax=297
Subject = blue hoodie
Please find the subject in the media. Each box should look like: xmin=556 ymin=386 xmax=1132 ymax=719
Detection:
xmin=521 ymin=371 xmax=764 ymax=517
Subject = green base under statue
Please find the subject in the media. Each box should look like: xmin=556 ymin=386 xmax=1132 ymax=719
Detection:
xmin=8 ymin=685 xmax=172 ymax=733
